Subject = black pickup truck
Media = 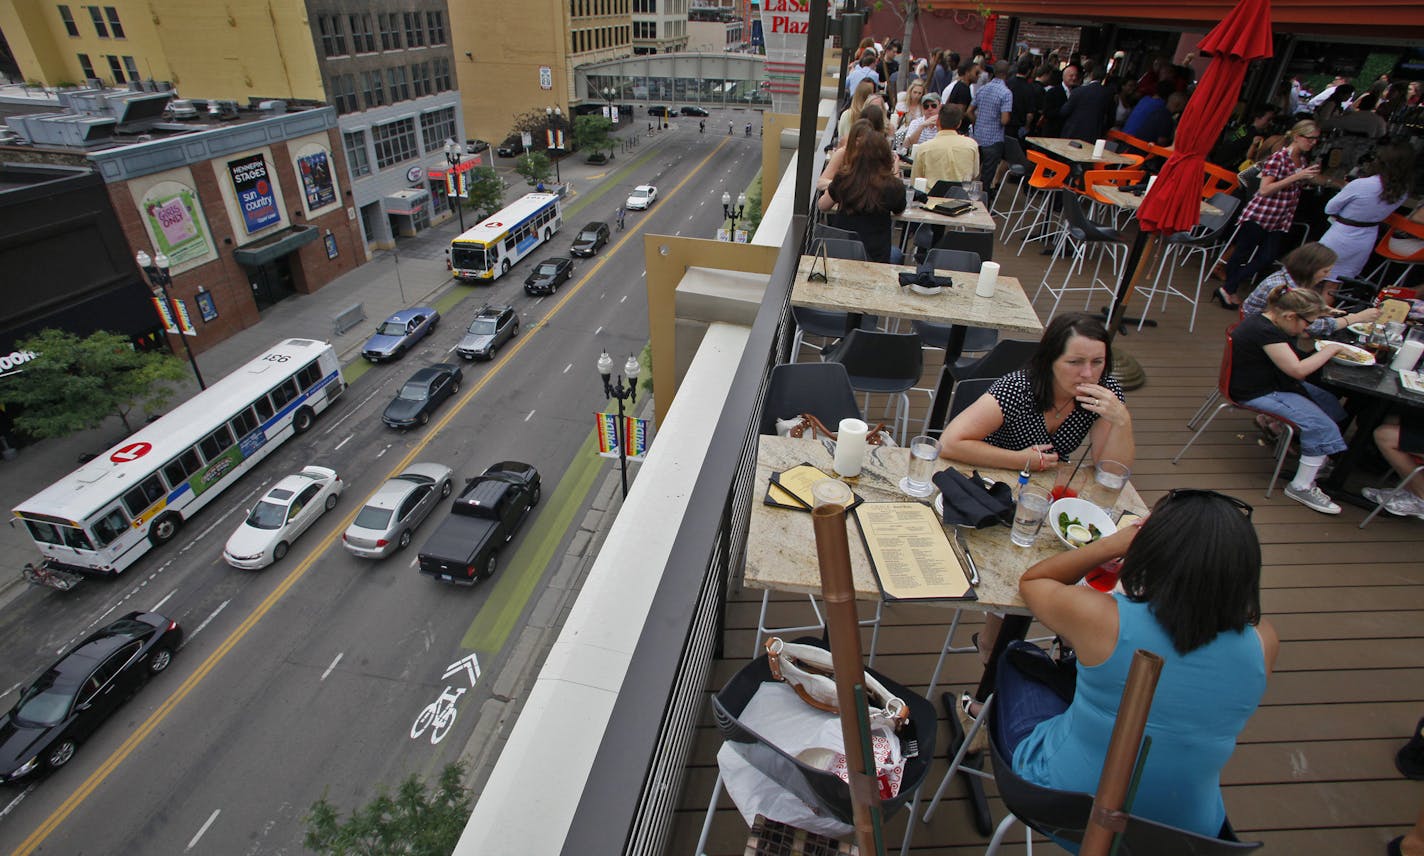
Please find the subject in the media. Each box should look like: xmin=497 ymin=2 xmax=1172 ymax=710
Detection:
xmin=417 ymin=462 xmax=541 ymax=584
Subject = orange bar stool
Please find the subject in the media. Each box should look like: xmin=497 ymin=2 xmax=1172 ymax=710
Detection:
xmin=1365 ymin=212 xmax=1424 ymax=284
xmin=1201 ymin=162 xmax=1241 ymax=200
xmin=1008 ymin=150 xmax=1072 ymax=256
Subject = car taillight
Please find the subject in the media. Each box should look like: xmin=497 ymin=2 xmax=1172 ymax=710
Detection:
xmin=167 ymin=620 xmax=178 ymax=631
xmin=466 ymin=565 xmax=476 ymax=577
xmin=376 ymin=539 xmax=388 ymax=547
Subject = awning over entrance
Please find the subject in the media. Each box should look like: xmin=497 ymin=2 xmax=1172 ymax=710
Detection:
xmin=384 ymin=188 xmax=431 ymax=216
xmin=921 ymin=0 xmax=1424 ymax=37
xmin=232 ymin=225 xmax=319 ymax=267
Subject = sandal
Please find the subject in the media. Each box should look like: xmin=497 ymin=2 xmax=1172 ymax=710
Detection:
xmin=954 ymin=691 xmax=990 ymax=754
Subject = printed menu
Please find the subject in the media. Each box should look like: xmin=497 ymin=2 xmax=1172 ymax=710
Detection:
xmin=854 ymin=502 xmax=976 ymax=601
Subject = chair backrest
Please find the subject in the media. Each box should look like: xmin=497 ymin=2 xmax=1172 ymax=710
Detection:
xmin=921 ymin=248 xmax=982 ymax=273
xmin=1026 ymin=150 xmax=1071 ymax=189
xmin=828 ymin=329 xmax=924 ymax=391
xmin=952 ymin=338 xmax=1038 ymax=382
xmin=1376 ymin=212 xmax=1424 ymax=262
xmin=929 ymin=179 xmax=968 ymax=198
xmin=1108 ymin=128 xmax=1153 ymax=155
xmin=1145 ymin=141 xmax=1175 ymax=161
xmin=791 ymin=305 xmax=856 ymax=339
xmin=931 ymin=228 xmax=995 ymax=262
xmin=1059 ymin=189 xmax=1117 ymax=241
xmin=1219 ymin=324 xmax=1238 ymax=401
xmin=813 ymin=237 xmax=868 ymax=261
xmin=1201 ymin=162 xmax=1241 ymax=200
xmin=1235 ymin=165 xmax=1261 ymax=200
xmin=1003 ymin=136 xmax=1030 ymax=168
xmin=758 ymin=362 xmax=863 ymax=436
xmin=1200 ymin=192 xmax=1241 ymax=235
xmin=1082 ymin=168 xmax=1145 ymax=204
xmin=813 ymin=223 xmax=859 ymax=242
xmin=946 ymin=377 xmax=996 ymax=424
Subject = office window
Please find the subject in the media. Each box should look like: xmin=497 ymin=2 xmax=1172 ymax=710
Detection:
xmin=59 ymin=6 xmax=79 ymax=37
xmin=387 ymin=65 xmax=411 ymax=102
xmin=411 ymin=61 xmax=432 ymax=97
xmin=78 ymin=53 xmax=95 ymax=79
xmin=420 ymin=107 xmax=456 ymax=151
xmin=372 ymin=117 xmax=418 ymax=169
xmin=403 ymin=12 xmax=425 ymax=47
xmin=433 ymin=57 xmax=452 ymax=92
xmin=349 ymin=14 xmax=375 ymax=53
xmin=319 ymin=15 xmax=347 ymax=57
xmin=361 ymin=69 xmax=385 ymax=108
xmin=426 ymin=11 xmax=446 ymax=46
xmin=87 ymin=6 xmax=108 ymax=37
xmin=379 ymin=13 xmax=402 ymax=50
xmin=103 ymin=6 xmax=123 ymax=37
xmin=343 ymin=130 xmax=371 ymax=177
xmin=331 ymin=73 xmax=359 ymax=113
xmin=106 ymin=54 xmax=125 ymax=82
xmin=123 ymin=55 xmax=139 ymax=81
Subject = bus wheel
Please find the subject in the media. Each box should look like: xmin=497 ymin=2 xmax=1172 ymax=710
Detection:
xmin=501 ymin=259 xmax=511 ymax=277
xmin=150 ymin=513 xmax=182 ymax=546
xmin=543 ymin=228 xmax=552 ymax=242
xmin=292 ymin=407 xmax=314 ymax=434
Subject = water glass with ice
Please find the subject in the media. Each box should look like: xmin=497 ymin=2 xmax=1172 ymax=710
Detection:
xmin=900 ymin=435 xmax=938 ymax=497
xmin=1010 ymin=485 xmax=1052 ymax=547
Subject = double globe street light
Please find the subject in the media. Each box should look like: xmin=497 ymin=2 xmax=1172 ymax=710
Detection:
xmin=721 ymin=191 xmax=748 ymax=240
xmin=443 ymin=138 xmax=465 ymax=234
xmin=596 ymin=350 xmax=640 ymax=498
xmin=545 ymin=106 xmax=565 ymax=185
xmin=136 ymin=250 xmax=206 ymax=389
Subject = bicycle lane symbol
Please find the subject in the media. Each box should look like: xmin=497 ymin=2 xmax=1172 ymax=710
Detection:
xmin=410 ymin=653 xmax=482 ymax=745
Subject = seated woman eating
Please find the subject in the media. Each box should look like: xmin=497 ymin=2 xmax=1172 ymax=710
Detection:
xmin=1239 ymin=242 xmax=1380 ymax=337
xmin=1007 ymin=489 xmax=1277 ymax=841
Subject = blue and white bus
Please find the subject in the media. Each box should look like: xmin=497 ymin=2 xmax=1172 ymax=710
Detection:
xmin=449 ymin=192 xmax=563 ymax=281
xmin=12 ymin=338 xmax=344 ymax=575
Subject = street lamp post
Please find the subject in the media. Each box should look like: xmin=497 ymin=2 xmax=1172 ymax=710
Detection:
xmin=721 ymin=191 xmax=748 ymax=240
xmin=601 ymin=86 xmax=618 ymax=122
xmin=597 ymin=350 xmax=640 ymax=498
xmin=443 ymin=138 xmax=465 ymax=234
xmin=545 ymin=106 xmax=564 ymax=185
xmin=135 ymin=250 xmax=206 ymax=390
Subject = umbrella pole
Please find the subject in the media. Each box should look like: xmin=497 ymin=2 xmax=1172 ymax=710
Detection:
xmin=812 ymin=503 xmax=885 ymax=856
xmin=1080 ymin=649 xmax=1165 ymax=856
xmin=1104 ymin=232 xmax=1162 ymax=339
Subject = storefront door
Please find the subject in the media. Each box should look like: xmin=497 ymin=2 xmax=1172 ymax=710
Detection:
xmin=245 ymin=256 xmax=297 ymax=311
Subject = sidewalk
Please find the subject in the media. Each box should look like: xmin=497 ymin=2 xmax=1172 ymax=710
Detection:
xmin=0 ymin=120 xmax=676 ymax=605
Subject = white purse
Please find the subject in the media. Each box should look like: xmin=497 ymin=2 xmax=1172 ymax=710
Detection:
xmin=764 ymin=637 xmax=909 ymax=733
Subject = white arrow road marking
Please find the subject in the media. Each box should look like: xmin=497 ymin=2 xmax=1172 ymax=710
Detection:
xmin=334 ymin=434 xmax=353 ymax=451
xmin=443 ymin=652 xmax=482 ymax=686
xmin=0 ymin=784 xmax=35 ymax=821
xmin=182 ymin=600 xmax=229 ymax=648
xmin=151 ymin=588 xmax=177 ymax=612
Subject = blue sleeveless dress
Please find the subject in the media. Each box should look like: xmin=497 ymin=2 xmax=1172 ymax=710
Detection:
xmin=1012 ymin=595 xmax=1267 ymax=837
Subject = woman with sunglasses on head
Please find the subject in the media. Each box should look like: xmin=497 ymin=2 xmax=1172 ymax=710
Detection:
xmin=1232 ymin=285 xmax=1350 ymax=514
xmin=1217 ymin=120 xmax=1323 ymax=308
xmin=1004 ymin=489 xmax=1277 ymax=840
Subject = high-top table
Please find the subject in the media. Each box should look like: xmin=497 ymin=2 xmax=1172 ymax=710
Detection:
xmin=1095 ymin=185 xmax=1224 ymax=218
xmin=897 ymin=196 xmax=996 ymax=232
xmin=1026 ymin=136 xmax=1136 ymax=166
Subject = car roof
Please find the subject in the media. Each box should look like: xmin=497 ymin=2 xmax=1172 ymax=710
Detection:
xmin=365 ymin=476 xmax=424 ymax=509
xmin=581 ymin=221 xmax=608 ymax=230
xmin=268 ymin=470 xmax=324 ymax=496
xmin=475 ymin=303 xmax=513 ymax=317
xmin=53 ymin=634 xmax=133 ymax=684
xmin=385 ymin=306 xmax=434 ymax=323
xmin=408 ymin=365 xmax=453 ymax=382
xmin=633 ymin=185 xmax=653 ymax=193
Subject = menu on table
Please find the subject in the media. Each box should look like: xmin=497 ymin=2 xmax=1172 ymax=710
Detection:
xmin=853 ymin=502 xmax=976 ymax=601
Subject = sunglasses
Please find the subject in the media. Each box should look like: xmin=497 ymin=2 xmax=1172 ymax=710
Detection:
xmin=1165 ymin=488 xmax=1253 ymax=518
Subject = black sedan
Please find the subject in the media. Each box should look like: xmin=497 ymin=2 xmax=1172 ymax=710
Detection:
xmin=383 ymin=364 xmax=463 ymax=429
xmin=570 ymin=222 xmax=610 ymax=257
xmin=679 ymin=106 xmax=710 ymax=117
xmin=523 ymin=257 xmax=574 ymax=295
xmin=496 ymin=137 xmax=526 ymax=157
xmin=0 ymin=612 xmax=182 ymax=782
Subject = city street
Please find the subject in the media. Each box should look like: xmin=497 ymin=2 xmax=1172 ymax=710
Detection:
xmin=0 ymin=111 xmax=762 ymax=854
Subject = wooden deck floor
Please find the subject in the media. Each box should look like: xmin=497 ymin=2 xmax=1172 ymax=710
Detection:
xmin=666 ymin=222 xmax=1424 ymax=855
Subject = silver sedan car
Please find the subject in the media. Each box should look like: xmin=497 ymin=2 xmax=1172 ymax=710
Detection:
xmin=341 ymin=463 xmax=454 ymax=558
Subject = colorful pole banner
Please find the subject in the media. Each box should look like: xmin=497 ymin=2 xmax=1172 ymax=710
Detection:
xmin=172 ymin=298 xmax=197 ymax=336
xmin=595 ymin=412 xmax=619 ymax=457
xmin=151 ymin=296 xmax=178 ymax=334
xmin=594 ymin=413 xmax=651 ymax=461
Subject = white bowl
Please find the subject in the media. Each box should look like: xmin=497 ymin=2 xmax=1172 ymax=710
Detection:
xmin=1047 ymin=497 xmax=1116 ymax=548
xmin=909 ymin=283 xmax=943 ymax=296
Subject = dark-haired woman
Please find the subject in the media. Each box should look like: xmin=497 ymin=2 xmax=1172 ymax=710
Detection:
xmin=1006 ymin=489 xmax=1278 ymax=839
xmin=1239 ymin=242 xmax=1381 ymax=336
xmin=815 ymin=122 xmax=908 ymax=263
xmin=939 ymin=311 xmax=1135 ymax=471
xmin=1319 ymin=143 xmax=1416 ymax=281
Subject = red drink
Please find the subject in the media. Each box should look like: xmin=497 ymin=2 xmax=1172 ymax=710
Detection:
xmin=1050 ymin=485 xmax=1078 ymax=500
xmin=1085 ymin=558 xmax=1122 ymax=592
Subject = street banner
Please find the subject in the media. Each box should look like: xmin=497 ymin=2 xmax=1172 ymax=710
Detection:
xmin=595 ymin=413 xmax=651 ymax=461
xmin=172 ymin=299 xmax=197 ymax=336
xmin=151 ymin=296 xmax=178 ymax=334
xmin=297 ymin=150 xmax=337 ymax=209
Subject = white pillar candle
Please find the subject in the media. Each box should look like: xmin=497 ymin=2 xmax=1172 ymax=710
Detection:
xmin=1391 ymin=338 xmax=1424 ymax=372
xmin=1092 ymin=139 xmax=1106 ymax=159
xmin=913 ymin=177 xmax=928 ymax=194
xmin=833 ymin=418 xmax=868 ymax=478
xmin=976 ymin=261 xmax=999 ymax=298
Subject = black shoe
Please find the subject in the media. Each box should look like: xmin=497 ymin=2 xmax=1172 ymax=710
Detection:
xmin=1387 ymin=835 xmax=1403 ymax=856
xmin=1397 ymin=716 xmax=1424 ymax=780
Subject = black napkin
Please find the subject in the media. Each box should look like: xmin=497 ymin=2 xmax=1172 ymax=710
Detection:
xmin=898 ymin=271 xmax=955 ymax=289
xmin=933 ymin=468 xmax=1014 ymax=528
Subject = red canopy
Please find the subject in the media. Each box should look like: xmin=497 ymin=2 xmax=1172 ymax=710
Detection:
xmin=1136 ymin=0 xmax=1273 ymax=235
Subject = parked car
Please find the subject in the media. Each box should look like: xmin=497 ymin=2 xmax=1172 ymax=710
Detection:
xmin=647 ymin=105 xmax=671 ymax=117
xmin=0 ymin=612 xmax=183 ymax=782
xmin=361 ymin=307 xmax=439 ymax=362
xmin=223 ymin=466 xmax=343 ymax=569
xmin=679 ymin=106 xmax=710 ymax=117
xmin=625 ymin=185 xmax=658 ymax=210
xmin=418 ymin=462 xmax=541 ymax=584
xmin=524 ymin=257 xmax=574 ymax=295
xmin=466 ymin=139 xmax=489 ymax=154
xmin=342 ymin=463 xmax=455 ymax=558
xmin=383 ymin=364 xmax=463 ymax=428
xmin=570 ymin=222 xmax=610 ymax=257
xmin=455 ymin=305 xmax=519 ymax=359
xmin=496 ymin=137 xmax=526 ymax=157
xmin=165 ymin=99 xmax=198 ymax=120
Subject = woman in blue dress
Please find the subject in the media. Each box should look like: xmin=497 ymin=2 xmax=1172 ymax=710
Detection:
xmin=1004 ymin=489 xmax=1279 ymax=841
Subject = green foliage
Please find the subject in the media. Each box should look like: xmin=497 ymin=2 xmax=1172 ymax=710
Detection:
xmin=304 ymin=762 xmax=473 ymax=856
xmin=573 ymin=114 xmax=614 ymax=155
xmin=1302 ymin=52 xmax=1400 ymax=96
xmin=744 ymin=173 xmax=765 ymax=234
xmin=0 ymin=329 xmax=188 ymax=438
xmin=462 ymin=166 xmax=506 ymax=218
xmin=514 ymin=151 xmax=552 ymax=186
xmin=508 ymin=108 xmax=553 ymax=140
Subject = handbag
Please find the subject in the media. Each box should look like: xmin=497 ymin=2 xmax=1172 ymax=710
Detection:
xmin=774 ymin=413 xmax=897 ymax=446
xmin=765 ymin=637 xmax=909 ymax=732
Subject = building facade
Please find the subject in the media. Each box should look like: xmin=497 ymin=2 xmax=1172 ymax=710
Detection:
xmin=632 ymin=0 xmax=691 ymax=54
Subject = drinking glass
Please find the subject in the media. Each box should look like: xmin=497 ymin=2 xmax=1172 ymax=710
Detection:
xmin=900 ymin=435 xmax=939 ymax=497
xmin=811 ymin=478 xmax=855 ymax=509
xmin=1085 ymin=557 xmax=1123 ymax=592
xmin=967 ymin=180 xmax=984 ymax=204
xmin=1050 ymin=461 xmax=1079 ymax=500
xmin=1010 ymin=485 xmax=1052 ymax=547
xmin=1092 ymin=460 xmax=1130 ymax=509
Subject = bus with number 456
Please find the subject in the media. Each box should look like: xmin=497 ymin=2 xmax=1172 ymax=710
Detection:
xmin=11 ymin=338 xmax=344 ymax=575
xmin=449 ymin=192 xmax=563 ymax=282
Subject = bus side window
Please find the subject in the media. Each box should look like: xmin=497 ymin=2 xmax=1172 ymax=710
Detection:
xmin=297 ymin=361 xmax=322 ymax=390
xmin=198 ymin=424 xmax=234 ymax=462
xmin=122 ymin=474 xmax=168 ymax=517
xmin=270 ymin=378 xmax=299 ymax=409
xmin=504 ymin=236 xmax=515 ymax=252
xmin=254 ymin=395 xmax=275 ymax=423
xmin=230 ymin=407 xmax=258 ymax=440
xmin=91 ymin=507 xmax=131 ymax=547
xmin=62 ymin=526 xmax=95 ymax=550
xmin=162 ymin=448 xmax=202 ymax=488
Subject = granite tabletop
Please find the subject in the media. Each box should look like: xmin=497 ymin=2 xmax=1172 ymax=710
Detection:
xmin=1095 ymin=186 xmax=1224 ymax=218
xmin=1026 ymin=136 xmax=1136 ymax=166
xmin=897 ymin=197 xmax=996 ymax=232
xmin=745 ymin=435 xmax=1148 ymax=614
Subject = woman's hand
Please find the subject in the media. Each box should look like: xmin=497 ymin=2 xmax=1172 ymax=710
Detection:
xmin=1345 ymin=307 xmax=1381 ymax=327
xmin=1075 ymin=383 xmax=1129 ymax=427
xmin=1096 ymin=515 xmax=1144 ymax=558
xmin=1021 ymin=444 xmax=1060 ymax=471
xmin=1295 ymin=163 xmax=1321 ymax=182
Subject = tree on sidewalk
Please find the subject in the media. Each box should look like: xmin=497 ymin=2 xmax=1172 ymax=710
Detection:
xmin=462 ymin=165 xmax=506 ymax=219
xmin=573 ymin=114 xmax=614 ymax=156
xmin=514 ymin=151 xmax=552 ymax=187
xmin=0 ymin=329 xmax=187 ymax=439
xmin=304 ymin=762 xmax=472 ymax=856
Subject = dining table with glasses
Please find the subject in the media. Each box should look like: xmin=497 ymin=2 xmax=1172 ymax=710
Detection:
xmin=1025 ymin=136 xmax=1136 ymax=166
xmin=1318 ymin=354 xmax=1424 ymax=506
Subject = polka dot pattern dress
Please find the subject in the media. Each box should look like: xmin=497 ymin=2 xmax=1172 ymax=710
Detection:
xmin=982 ymin=370 xmax=1125 ymax=459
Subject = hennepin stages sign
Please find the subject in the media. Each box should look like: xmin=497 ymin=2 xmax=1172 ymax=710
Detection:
xmin=228 ymin=154 xmax=280 ymax=234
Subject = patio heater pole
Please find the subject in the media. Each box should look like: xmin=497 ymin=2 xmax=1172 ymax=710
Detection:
xmin=1079 ymin=649 xmax=1164 ymax=856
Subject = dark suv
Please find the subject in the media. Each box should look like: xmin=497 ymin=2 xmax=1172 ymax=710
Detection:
xmin=570 ymin=222 xmax=611 ymax=257
xmin=523 ymin=257 xmax=574 ymax=295
xmin=647 ymin=105 xmax=671 ymax=117
xmin=496 ymin=137 xmax=526 ymax=157
xmin=679 ymin=106 xmax=710 ymax=117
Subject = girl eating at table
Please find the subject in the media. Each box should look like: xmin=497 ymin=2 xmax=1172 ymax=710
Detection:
xmin=1238 ymin=242 xmax=1381 ymax=337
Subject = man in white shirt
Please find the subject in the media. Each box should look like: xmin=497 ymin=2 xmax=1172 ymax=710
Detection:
xmin=1305 ymin=76 xmax=1350 ymax=113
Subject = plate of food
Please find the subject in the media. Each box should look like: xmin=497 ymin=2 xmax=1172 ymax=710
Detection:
xmin=1048 ymin=498 xmax=1117 ymax=549
xmin=1316 ymin=340 xmax=1375 ymax=366
xmin=1347 ymin=322 xmax=1375 ymax=337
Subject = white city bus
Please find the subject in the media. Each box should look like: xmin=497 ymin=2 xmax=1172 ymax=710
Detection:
xmin=12 ymin=338 xmax=345 ymax=575
xmin=449 ymin=192 xmax=563 ymax=281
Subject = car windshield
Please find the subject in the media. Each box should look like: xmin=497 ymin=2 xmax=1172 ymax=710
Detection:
xmin=246 ymin=500 xmax=289 ymax=530
xmin=353 ymin=506 xmax=394 ymax=530
xmin=468 ymin=318 xmax=497 ymax=335
xmin=536 ymin=264 xmax=560 ymax=275
xmin=14 ymin=676 xmax=74 ymax=727
xmin=400 ymin=382 xmax=430 ymax=401
xmin=578 ymin=231 xmax=600 ymax=241
xmin=377 ymin=320 xmax=408 ymax=336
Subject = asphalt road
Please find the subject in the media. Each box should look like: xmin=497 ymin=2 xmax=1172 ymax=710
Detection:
xmin=0 ymin=118 xmax=762 ymax=855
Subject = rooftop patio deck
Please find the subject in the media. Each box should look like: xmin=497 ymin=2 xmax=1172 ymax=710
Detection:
xmin=669 ymin=225 xmax=1424 ymax=855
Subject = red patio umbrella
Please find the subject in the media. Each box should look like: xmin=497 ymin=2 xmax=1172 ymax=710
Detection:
xmin=1106 ymin=0 xmax=1274 ymax=334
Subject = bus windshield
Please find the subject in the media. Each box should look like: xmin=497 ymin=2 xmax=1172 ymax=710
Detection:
xmin=451 ymin=244 xmax=488 ymax=271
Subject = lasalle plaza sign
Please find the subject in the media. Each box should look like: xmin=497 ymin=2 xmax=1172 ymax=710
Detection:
xmin=759 ymin=0 xmax=830 ymax=113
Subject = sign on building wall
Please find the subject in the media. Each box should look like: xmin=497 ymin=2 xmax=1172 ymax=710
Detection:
xmin=229 ymin=154 xmax=281 ymax=234
xmin=760 ymin=0 xmax=828 ymax=113
xmin=539 ymin=66 xmax=553 ymax=90
xmin=134 ymin=178 xmax=218 ymax=270
xmin=298 ymin=151 xmax=336 ymax=210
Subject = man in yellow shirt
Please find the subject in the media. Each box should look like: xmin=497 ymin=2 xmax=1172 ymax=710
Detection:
xmin=909 ymin=104 xmax=980 ymax=186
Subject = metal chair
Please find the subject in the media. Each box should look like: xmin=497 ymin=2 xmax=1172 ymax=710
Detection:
xmin=811 ymin=236 xmax=868 ymax=261
xmin=932 ymin=228 xmax=995 ymax=262
xmin=792 ymin=237 xmax=874 ymax=361
xmin=1173 ymin=325 xmax=1299 ymax=498
xmin=1364 ymin=212 xmax=1424 ymax=284
xmin=1034 ymin=189 xmax=1130 ymax=322
xmin=825 ymin=329 xmax=924 ymax=445
xmin=1134 ymin=192 xmax=1242 ymax=333
xmin=918 ymin=248 xmax=982 ymax=274
xmin=992 ymin=137 xmax=1033 ymax=224
xmin=812 ymin=223 xmax=859 ymax=242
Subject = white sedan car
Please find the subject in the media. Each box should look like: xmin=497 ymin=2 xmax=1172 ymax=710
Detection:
xmin=223 ymin=466 xmax=343 ymax=569
xmin=625 ymin=185 xmax=658 ymax=210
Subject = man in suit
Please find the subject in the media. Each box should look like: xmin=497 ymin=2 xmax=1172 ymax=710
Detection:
xmin=1060 ymin=64 xmax=1113 ymax=141
xmin=1039 ymin=65 xmax=1074 ymax=137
